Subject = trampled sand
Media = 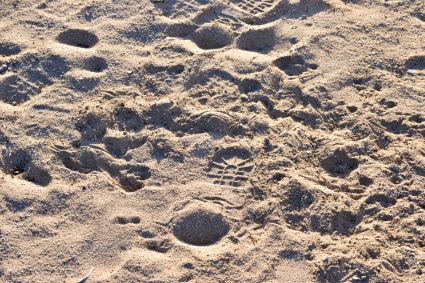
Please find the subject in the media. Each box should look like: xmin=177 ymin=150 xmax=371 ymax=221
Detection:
xmin=0 ymin=0 xmax=424 ymax=282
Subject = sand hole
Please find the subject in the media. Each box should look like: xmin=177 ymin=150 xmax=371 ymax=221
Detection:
xmin=283 ymin=183 xmax=315 ymax=211
xmin=2 ymin=150 xmax=32 ymax=175
xmin=379 ymin=99 xmax=397 ymax=109
xmin=406 ymin=55 xmax=425 ymax=75
xmin=366 ymin=194 xmax=396 ymax=208
xmin=191 ymin=25 xmax=232 ymax=50
xmin=146 ymin=239 xmax=172 ymax=253
xmin=406 ymin=55 xmax=425 ymax=70
xmin=358 ymin=175 xmax=373 ymax=187
xmin=409 ymin=114 xmax=424 ymax=123
xmin=59 ymin=150 xmax=99 ymax=174
xmin=239 ymin=78 xmax=262 ymax=93
xmin=83 ymin=56 xmax=107 ymax=72
xmin=236 ymin=27 xmax=275 ymax=52
xmin=1 ymin=150 xmax=51 ymax=186
xmin=0 ymin=42 xmax=21 ymax=56
xmin=115 ymin=216 xmax=141 ymax=225
xmin=166 ymin=23 xmax=197 ymax=37
xmin=413 ymin=12 xmax=425 ymax=22
xmin=173 ymin=209 xmax=229 ymax=246
xmin=75 ymin=112 xmax=110 ymax=140
xmin=321 ymin=149 xmax=359 ymax=176
xmin=274 ymin=55 xmax=317 ymax=76
xmin=190 ymin=111 xmax=235 ymax=135
xmin=347 ymin=105 xmax=358 ymax=113
xmin=23 ymin=166 xmax=52 ymax=186
xmin=113 ymin=106 xmax=145 ymax=132
xmin=56 ymin=29 xmax=99 ymax=48
xmin=117 ymin=165 xmax=151 ymax=193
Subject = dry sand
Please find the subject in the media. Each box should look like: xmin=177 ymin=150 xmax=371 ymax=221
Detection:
xmin=0 ymin=0 xmax=424 ymax=282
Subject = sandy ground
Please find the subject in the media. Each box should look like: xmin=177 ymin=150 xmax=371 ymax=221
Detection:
xmin=0 ymin=0 xmax=424 ymax=282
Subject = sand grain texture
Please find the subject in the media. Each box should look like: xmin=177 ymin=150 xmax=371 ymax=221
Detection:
xmin=0 ymin=0 xmax=424 ymax=282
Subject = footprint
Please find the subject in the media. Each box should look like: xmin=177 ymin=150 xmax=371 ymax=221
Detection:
xmin=239 ymin=78 xmax=262 ymax=93
xmin=83 ymin=56 xmax=107 ymax=72
xmin=172 ymin=209 xmax=229 ymax=246
xmin=0 ymin=74 xmax=41 ymax=105
xmin=406 ymin=55 xmax=425 ymax=75
xmin=114 ymin=164 xmax=151 ymax=192
xmin=311 ymin=210 xmax=360 ymax=236
xmin=56 ymin=29 xmax=99 ymax=48
xmin=273 ymin=54 xmax=318 ymax=76
xmin=165 ymin=22 xmax=198 ymax=38
xmin=379 ymin=98 xmax=397 ymax=109
xmin=75 ymin=111 xmax=111 ymax=141
xmin=2 ymin=149 xmax=32 ymax=176
xmin=208 ymin=147 xmax=254 ymax=187
xmin=321 ymin=149 xmax=359 ymax=177
xmin=0 ymin=53 xmax=69 ymax=105
xmin=59 ymin=148 xmax=100 ymax=174
xmin=102 ymin=134 xmax=146 ymax=157
xmin=191 ymin=24 xmax=233 ymax=50
xmin=165 ymin=21 xmax=232 ymax=51
xmin=229 ymin=0 xmax=279 ymax=16
xmin=114 ymin=216 xmax=141 ymax=225
xmin=0 ymin=149 xmax=51 ymax=186
xmin=365 ymin=194 xmax=396 ymax=208
xmin=283 ymin=181 xmax=361 ymax=235
xmin=57 ymin=147 xmax=151 ymax=192
xmin=189 ymin=111 xmax=238 ymax=135
xmin=0 ymin=42 xmax=21 ymax=56
xmin=282 ymin=181 xmax=315 ymax=211
xmin=113 ymin=105 xmax=145 ymax=132
xmin=228 ymin=0 xmax=328 ymax=25
xmin=236 ymin=26 xmax=276 ymax=53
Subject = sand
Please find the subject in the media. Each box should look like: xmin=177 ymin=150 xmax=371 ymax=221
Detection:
xmin=0 ymin=0 xmax=424 ymax=282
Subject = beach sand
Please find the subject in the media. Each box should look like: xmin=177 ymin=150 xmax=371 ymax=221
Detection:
xmin=0 ymin=0 xmax=424 ymax=282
